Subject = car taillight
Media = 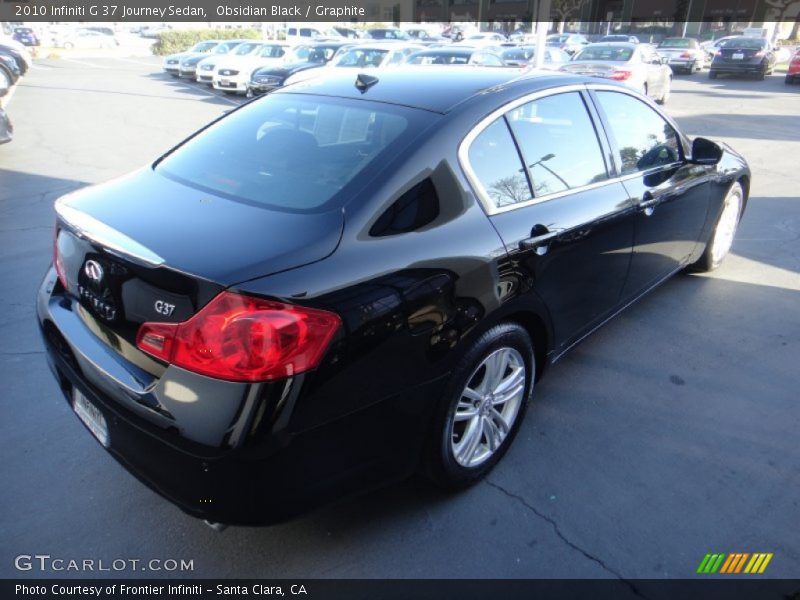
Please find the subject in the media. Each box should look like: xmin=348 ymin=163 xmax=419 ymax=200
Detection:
xmin=680 ymin=51 xmax=692 ymax=58
xmin=715 ymin=51 xmax=722 ymax=57
xmin=53 ymin=227 xmax=68 ymax=290
xmin=609 ymin=69 xmax=632 ymax=81
xmin=136 ymin=292 xmax=341 ymax=382
xmin=754 ymin=50 xmax=765 ymax=58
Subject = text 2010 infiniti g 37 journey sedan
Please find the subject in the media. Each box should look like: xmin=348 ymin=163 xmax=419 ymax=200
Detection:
xmin=39 ymin=68 xmax=749 ymax=527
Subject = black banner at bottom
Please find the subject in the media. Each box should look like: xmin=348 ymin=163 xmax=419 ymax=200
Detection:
xmin=4 ymin=579 xmax=800 ymax=600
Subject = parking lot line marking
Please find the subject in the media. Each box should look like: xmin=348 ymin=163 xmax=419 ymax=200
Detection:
xmin=60 ymin=58 xmax=110 ymax=69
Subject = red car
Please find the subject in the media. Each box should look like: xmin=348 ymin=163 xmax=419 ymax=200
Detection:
xmin=786 ymin=48 xmax=800 ymax=84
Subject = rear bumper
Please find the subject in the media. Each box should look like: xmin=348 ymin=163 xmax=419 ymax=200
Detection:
xmin=37 ymin=268 xmax=442 ymax=525
xmin=710 ymin=61 xmax=766 ymax=74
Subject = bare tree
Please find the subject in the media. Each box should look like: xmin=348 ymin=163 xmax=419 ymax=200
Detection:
xmin=551 ymin=0 xmax=588 ymax=33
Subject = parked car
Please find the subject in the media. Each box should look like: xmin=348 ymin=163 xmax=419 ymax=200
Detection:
xmin=461 ymin=32 xmax=508 ymax=46
xmin=213 ymin=42 xmax=292 ymax=94
xmin=0 ymin=108 xmax=12 ymax=144
xmin=493 ymin=45 xmax=571 ymax=69
xmin=0 ymin=52 xmax=21 ymax=94
xmin=0 ymin=40 xmax=31 ymax=75
xmin=58 ymin=29 xmax=118 ymax=50
xmin=195 ymin=42 xmax=254 ymax=85
xmin=162 ymin=40 xmax=221 ymax=77
xmin=285 ymin=26 xmax=343 ymax=43
xmin=405 ymin=47 xmax=505 ymax=67
xmin=247 ymin=41 xmax=354 ymax=96
xmin=700 ymin=35 xmax=742 ymax=62
xmin=785 ymin=48 xmax=800 ymax=84
xmin=141 ymin=25 xmax=171 ymax=39
xmin=333 ymin=27 xmax=361 ymax=39
xmin=41 ymin=67 xmax=750 ymax=527
xmin=364 ymin=28 xmax=411 ymax=41
xmin=600 ymin=35 xmax=640 ymax=44
xmin=12 ymin=27 xmax=39 ymax=47
xmin=546 ymin=33 xmax=589 ymax=55
xmin=657 ymin=37 xmax=705 ymax=73
xmin=402 ymin=28 xmax=446 ymax=44
xmin=560 ymin=42 xmax=672 ymax=103
xmin=283 ymin=43 xmax=423 ymax=86
xmin=708 ymin=37 xmax=776 ymax=80
xmin=178 ymin=40 xmax=244 ymax=79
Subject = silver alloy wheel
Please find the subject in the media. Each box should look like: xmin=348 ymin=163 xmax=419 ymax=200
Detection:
xmin=710 ymin=185 xmax=743 ymax=264
xmin=451 ymin=347 xmax=527 ymax=468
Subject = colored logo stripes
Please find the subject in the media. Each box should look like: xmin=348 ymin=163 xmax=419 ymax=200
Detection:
xmin=696 ymin=553 xmax=773 ymax=574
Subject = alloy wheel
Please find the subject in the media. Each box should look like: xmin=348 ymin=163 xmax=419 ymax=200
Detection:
xmin=450 ymin=347 xmax=527 ymax=468
xmin=710 ymin=186 xmax=742 ymax=264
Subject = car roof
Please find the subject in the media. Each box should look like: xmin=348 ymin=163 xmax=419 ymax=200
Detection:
xmin=275 ymin=67 xmax=584 ymax=113
xmin=583 ymin=42 xmax=638 ymax=48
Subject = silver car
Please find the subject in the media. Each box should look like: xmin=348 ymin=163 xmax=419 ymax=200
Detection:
xmin=657 ymin=37 xmax=705 ymax=74
xmin=560 ymin=42 xmax=672 ymax=104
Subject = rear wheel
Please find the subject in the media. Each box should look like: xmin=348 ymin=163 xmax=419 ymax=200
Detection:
xmin=786 ymin=75 xmax=795 ymax=84
xmin=690 ymin=182 xmax=744 ymax=272
xmin=656 ymin=77 xmax=671 ymax=105
xmin=709 ymin=70 xmax=717 ymax=79
xmin=0 ymin=67 xmax=11 ymax=95
xmin=424 ymin=323 xmax=535 ymax=488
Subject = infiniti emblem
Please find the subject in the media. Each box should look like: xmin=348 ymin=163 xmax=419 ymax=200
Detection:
xmin=84 ymin=260 xmax=104 ymax=284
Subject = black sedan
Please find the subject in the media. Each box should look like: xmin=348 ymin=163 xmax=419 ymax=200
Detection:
xmin=39 ymin=68 xmax=750 ymax=527
xmin=0 ymin=108 xmax=12 ymax=144
xmin=709 ymin=37 xmax=776 ymax=79
xmin=0 ymin=52 xmax=22 ymax=95
xmin=247 ymin=41 xmax=353 ymax=96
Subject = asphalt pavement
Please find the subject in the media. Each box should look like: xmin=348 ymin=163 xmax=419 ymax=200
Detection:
xmin=0 ymin=57 xmax=798 ymax=583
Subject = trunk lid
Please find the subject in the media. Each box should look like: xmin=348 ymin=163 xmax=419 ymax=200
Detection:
xmin=559 ymin=61 xmax=620 ymax=77
xmin=54 ymin=168 xmax=343 ymax=349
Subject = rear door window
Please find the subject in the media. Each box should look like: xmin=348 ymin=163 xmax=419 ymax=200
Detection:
xmin=467 ymin=119 xmax=531 ymax=208
xmin=506 ymin=92 xmax=609 ymax=196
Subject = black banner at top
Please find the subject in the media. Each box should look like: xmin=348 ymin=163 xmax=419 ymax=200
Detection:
xmin=0 ymin=0 xmax=787 ymax=23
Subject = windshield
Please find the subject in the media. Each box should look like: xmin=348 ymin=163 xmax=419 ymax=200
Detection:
xmin=156 ymin=95 xmax=434 ymax=213
xmin=574 ymin=46 xmax=633 ymax=61
xmin=191 ymin=42 xmax=217 ymax=53
xmin=259 ymin=44 xmax=286 ymax=58
xmin=406 ymin=51 xmax=470 ymax=65
xmin=234 ymin=43 xmax=261 ymax=56
xmin=659 ymin=38 xmax=692 ymax=48
xmin=214 ymin=43 xmax=237 ymax=54
xmin=721 ymin=38 xmax=767 ymax=49
xmin=334 ymin=48 xmax=389 ymax=67
xmin=502 ymin=47 xmax=535 ymax=61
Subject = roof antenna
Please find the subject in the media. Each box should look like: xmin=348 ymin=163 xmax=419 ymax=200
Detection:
xmin=355 ymin=73 xmax=379 ymax=93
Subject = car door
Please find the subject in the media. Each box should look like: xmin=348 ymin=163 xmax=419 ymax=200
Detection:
xmin=462 ymin=89 xmax=636 ymax=350
xmin=590 ymin=88 xmax=711 ymax=298
xmin=639 ymin=46 xmax=666 ymax=95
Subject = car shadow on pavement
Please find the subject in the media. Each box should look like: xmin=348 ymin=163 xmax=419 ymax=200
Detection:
xmin=672 ymin=114 xmax=800 ymax=140
xmin=145 ymin=72 xmax=244 ymax=107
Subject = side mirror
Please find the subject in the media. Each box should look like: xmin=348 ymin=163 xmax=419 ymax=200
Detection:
xmin=689 ymin=137 xmax=723 ymax=166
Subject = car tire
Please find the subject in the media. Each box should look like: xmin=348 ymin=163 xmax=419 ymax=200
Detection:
xmin=690 ymin=181 xmax=744 ymax=272
xmin=656 ymin=77 xmax=671 ymax=105
xmin=0 ymin=67 xmax=11 ymax=95
xmin=709 ymin=70 xmax=717 ymax=79
xmin=423 ymin=323 xmax=535 ymax=489
xmin=642 ymin=83 xmax=649 ymax=97
xmin=786 ymin=75 xmax=794 ymax=84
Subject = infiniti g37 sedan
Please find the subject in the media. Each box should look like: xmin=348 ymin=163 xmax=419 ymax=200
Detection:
xmin=39 ymin=68 xmax=750 ymax=527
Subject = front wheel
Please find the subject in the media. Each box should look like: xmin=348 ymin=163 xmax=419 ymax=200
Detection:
xmin=424 ymin=323 xmax=535 ymax=489
xmin=690 ymin=182 xmax=744 ymax=272
xmin=709 ymin=70 xmax=717 ymax=79
xmin=656 ymin=78 xmax=671 ymax=105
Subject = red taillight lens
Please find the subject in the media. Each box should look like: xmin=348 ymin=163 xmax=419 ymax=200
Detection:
xmin=680 ymin=51 xmax=692 ymax=58
xmin=715 ymin=51 xmax=722 ymax=57
xmin=609 ymin=69 xmax=632 ymax=81
xmin=53 ymin=227 xmax=68 ymax=290
xmin=754 ymin=50 xmax=765 ymax=58
xmin=136 ymin=292 xmax=341 ymax=382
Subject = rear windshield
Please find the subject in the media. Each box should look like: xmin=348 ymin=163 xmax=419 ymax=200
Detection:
xmin=574 ymin=46 xmax=633 ymax=61
xmin=721 ymin=38 xmax=767 ymax=49
xmin=406 ymin=51 xmax=470 ymax=65
xmin=156 ymin=95 xmax=435 ymax=213
xmin=659 ymin=38 xmax=693 ymax=48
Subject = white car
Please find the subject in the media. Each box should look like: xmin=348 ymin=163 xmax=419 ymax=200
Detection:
xmin=656 ymin=37 xmax=705 ymax=73
xmin=57 ymin=29 xmax=118 ymax=49
xmin=212 ymin=42 xmax=293 ymax=94
xmin=283 ymin=43 xmax=424 ymax=86
xmin=461 ymin=32 xmax=508 ymax=46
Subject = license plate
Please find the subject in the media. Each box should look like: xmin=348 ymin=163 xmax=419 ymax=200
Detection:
xmin=220 ymin=78 xmax=229 ymax=85
xmin=732 ymin=53 xmax=744 ymax=60
xmin=73 ymin=389 xmax=109 ymax=447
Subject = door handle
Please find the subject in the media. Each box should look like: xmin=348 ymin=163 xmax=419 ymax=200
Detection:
xmin=638 ymin=191 xmax=658 ymax=216
xmin=519 ymin=225 xmax=559 ymax=255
